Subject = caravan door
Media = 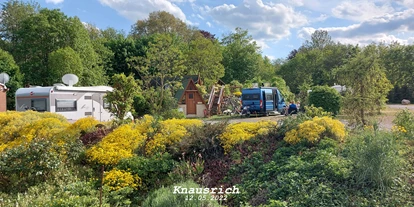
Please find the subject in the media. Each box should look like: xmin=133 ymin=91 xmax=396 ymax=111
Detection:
xmin=91 ymin=94 xmax=102 ymax=121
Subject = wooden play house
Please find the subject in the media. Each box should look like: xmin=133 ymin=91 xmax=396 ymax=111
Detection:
xmin=175 ymin=75 xmax=207 ymax=117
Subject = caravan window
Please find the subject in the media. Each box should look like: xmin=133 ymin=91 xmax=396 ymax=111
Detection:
xmin=56 ymin=99 xmax=77 ymax=112
xmin=103 ymin=97 xmax=110 ymax=109
xmin=31 ymin=99 xmax=47 ymax=112
xmin=242 ymin=94 xmax=260 ymax=100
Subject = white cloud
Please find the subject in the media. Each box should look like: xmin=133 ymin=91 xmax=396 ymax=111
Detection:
xmin=312 ymin=14 xmax=328 ymax=22
xmin=196 ymin=14 xmax=204 ymax=20
xmin=254 ymin=39 xmax=270 ymax=50
xmin=208 ymin=0 xmax=307 ymax=42
xmin=45 ymin=0 xmax=64 ymax=4
xmin=206 ymin=22 xmax=212 ymax=27
xmin=169 ymin=0 xmax=196 ymax=2
xmin=332 ymin=1 xmax=394 ymax=21
xmin=298 ymin=8 xmax=414 ymax=45
xmin=395 ymin=0 xmax=414 ymax=8
xmin=98 ymin=0 xmax=187 ymax=22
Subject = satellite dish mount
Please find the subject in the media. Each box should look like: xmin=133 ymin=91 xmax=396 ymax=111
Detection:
xmin=0 ymin=72 xmax=10 ymax=84
xmin=62 ymin=74 xmax=79 ymax=87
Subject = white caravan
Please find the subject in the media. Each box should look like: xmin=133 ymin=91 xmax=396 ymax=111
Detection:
xmin=15 ymin=84 xmax=114 ymax=122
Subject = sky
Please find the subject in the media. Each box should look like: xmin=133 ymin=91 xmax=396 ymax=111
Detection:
xmin=27 ymin=0 xmax=414 ymax=60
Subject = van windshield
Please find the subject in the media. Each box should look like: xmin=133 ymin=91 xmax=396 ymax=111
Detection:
xmin=242 ymin=94 xmax=260 ymax=100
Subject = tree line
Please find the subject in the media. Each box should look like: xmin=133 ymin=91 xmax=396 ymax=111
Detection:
xmin=0 ymin=0 xmax=283 ymax=115
xmin=0 ymin=0 xmax=412 ymax=121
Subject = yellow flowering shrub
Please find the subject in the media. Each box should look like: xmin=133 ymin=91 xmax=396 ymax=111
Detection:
xmin=103 ymin=168 xmax=142 ymax=191
xmin=0 ymin=111 xmax=69 ymax=152
xmin=86 ymin=124 xmax=146 ymax=166
xmin=145 ymin=118 xmax=203 ymax=155
xmin=69 ymin=116 xmax=100 ymax=133
xmin=135 ymin=115 xmax=157 ymax=135
xmin=284 ymin=116 xmax=346 ymax=145
xmin=219 ymin=121 xmax=277 ymax=153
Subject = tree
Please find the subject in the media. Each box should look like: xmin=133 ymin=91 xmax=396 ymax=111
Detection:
xmin=106 ymin=73 xmax=141 ymax=123
xmin=0 ymin=48 xmax=23 ymax=109
xmin=335 ymin=44 xmax=393 ymax=125
xmin=303 ymin=30 xmax=334 ymax=50
xmin=12 ymin=8 xmax=106 ymax=86
xmin=105 ymin=36 xmax=151 ymax=79
xmin=0 ymin=0 xmax=40 ymax=52
xmin=221 ymin=27 xmax=262 ymax=83
xmin=185 ymin=35 xmax=224 ymax=87
xmin=257 ymin=56 xmax=275 ymax=82
xmin=130 ymin=33 xmax=186 ymax=114
xmin=308 ymin=85 xmax=341 ymax=115
xmin=130 ymin=11 xmax=190 ymax=40
xmin=48 ymin=47 xmax=83 ymax=84
xmin=84 ymin=23 xmax=115 ymax=80
xmin=199 ymin=30 xmax=216 ymax=41
xmin=271 ymin=76 xmax=294 ymax=102
xmin=279 ymin=51 xmax=313 ymax=94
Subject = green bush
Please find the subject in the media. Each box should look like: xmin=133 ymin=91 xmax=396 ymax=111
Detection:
xmin=116 ymin=153 xmax=176 ymax=192
xmin=133 ymin=94 xmax=151 ymax=117
xmin=0 ymin=138 xmax=63 ymax=193
xmin=142 ymin=180 xmax=222 ymax=207
xmin=304 ymin=105 xmax=333 ymax=118
xmin=393 ymin=109 xmax=414 ymax=139
xmin=308 ymin=85 xmax=341 ymax=115
xmin=159 ymin=108 xmax=185 ymax=120
xmin=170 ymin=122 xmax=227 ymax=160
xmin=344 ymin=130 xmax=403 ymax=191
xmin=226 ymin=139 xmax=352 ymax=206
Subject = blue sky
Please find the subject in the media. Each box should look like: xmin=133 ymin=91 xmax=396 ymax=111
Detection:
xmin=32 ymin=0 xmax=414 ymax=60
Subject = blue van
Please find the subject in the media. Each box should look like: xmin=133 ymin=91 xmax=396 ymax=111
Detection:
xmin=241 ymin=87 xmax=286 ymax=116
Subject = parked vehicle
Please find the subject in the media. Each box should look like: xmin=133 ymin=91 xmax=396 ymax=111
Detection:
xmin=241 ymin=87 xmax=286 ymax=116
xmin=15 ymin=84 xmax=113 ymax=122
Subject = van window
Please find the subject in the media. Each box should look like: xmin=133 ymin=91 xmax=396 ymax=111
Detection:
xmin=266 ymin=94 xmax=272 ymax=101
xmin=56 ymin=99 xmax=77 ymax=112
xmin=242 ymin=94 xmax=260 ymax=100
xmin=31 ymin=99 xmax=47 ymax=112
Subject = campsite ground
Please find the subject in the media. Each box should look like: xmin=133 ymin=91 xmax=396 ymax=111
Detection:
xmin=204 ymin=104 xmax=414 ymax=130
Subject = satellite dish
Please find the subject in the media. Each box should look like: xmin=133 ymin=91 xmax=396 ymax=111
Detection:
xmin=0 ymin=72 xmax=10 ymax=84
xmin=62 ymin=74 xmax=79 ymax=87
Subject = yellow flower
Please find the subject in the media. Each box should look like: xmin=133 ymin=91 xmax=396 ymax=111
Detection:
xmin=284 ymin=116 xmax=346 ymax=145
xmin=86 ymin=124 xmax=146 ymax=166
xmin=219 ymin=121 xmax=277 ymax=153
xmin=103 ymin=168 xmax=142 ymax=191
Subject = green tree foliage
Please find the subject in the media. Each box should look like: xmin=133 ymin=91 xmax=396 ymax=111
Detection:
xmin=221 ymin=27 xmax=262 ymax=83
xmin=48 ymin=47 xmax=83 ymax=84
xmin=106 ymin=73 xmax=141 ymax=122
xmin=84 ymin=23 xmax=115 ymax=79
xmin=335 ymin=44 xmax=393 ymax=125
xmin=105 ymin=36 xmax=150 ymax=78
xmin=185 ymin=33 xmax=224 ymax=87
xmin=308 ymin=85 xmax=341 ymax=115
xmin=9 ymin=8 xmax=106 ymax=86
xmin=256 ymin=56 xmax=276 ymax=82
xmin=0 ymin=0 xmax=40 ymax=51
xmin=279 ymin=30 xmax=358 ymax=93
xmin=0 ymin=48 xmax=23 ymax=109
xmin=279 ymin=51 xmax=314 ymax=93
xmin=302 ymin=30 xmax=334 ymax=50
xmin=271 ymin=76 xmax=294 ymax=102
xmin=131 ymin=33 xmax=186 ymax=114
xmin=130 ymin=11 xmax=191 ymax=41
